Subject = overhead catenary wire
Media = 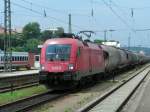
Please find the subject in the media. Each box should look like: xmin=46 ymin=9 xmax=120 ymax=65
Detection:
xmin=20 ymin=0 xmax=91 ymax=17
xmin=114 ymin=5 xmax=150 ymax=10
xmin=20 ymin=0 xmax=67 ymax=14
xmin=18 ymin=0 xmax=105 ymax=35
xmin=10 ymin=0 xmax=126 ymax=35
xmin=101 ymin=0 xmax=150 ymax=10
xmin=109 ymin=0 xmax=133 ymax=19
xmin=8 ymin=1 xmax=150 ymax=37
xmin=100 ymin=0 xmax=135 ymax=32
xmin=11 ymin=2 xmax=88 ymax=31
xmin=11 ymin=1 xmax=110 ymax=40
xmin=108 ymin=1 xmax=150 ymax=46
xmin=8 ymin=1 xmax=105 ymax=39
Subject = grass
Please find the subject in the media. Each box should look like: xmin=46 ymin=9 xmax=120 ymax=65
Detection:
xmin=0 ymin=85 xmax=48 ymax=105
xmin=64 ymin=108 xmax=73 ymax=112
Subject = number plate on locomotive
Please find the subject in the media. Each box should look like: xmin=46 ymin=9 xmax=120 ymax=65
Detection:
xmin=51 ymin=66 xmax=62 ymax=70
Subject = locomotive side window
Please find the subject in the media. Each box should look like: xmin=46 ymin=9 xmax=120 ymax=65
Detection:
xmin=77 ymin=47 xmax=81 ymax=57
xmin=46 ymin=44 xmax=71 ymax=61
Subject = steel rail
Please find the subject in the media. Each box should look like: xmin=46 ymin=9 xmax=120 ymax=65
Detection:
xmin=77 ymin=64 xmax=150 ymax=112
xmin=0 ymin=90 xmax=69 ymax=112
xmin=0 ymin=81 xmax=39 ymax=93
xmin=0 ymin=73 xmax=39 ymax=93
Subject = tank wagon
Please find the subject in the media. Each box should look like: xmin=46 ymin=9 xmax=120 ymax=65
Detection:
xmin=39 ymin=35 xmax=150 ymax=89
xmin=101 ymin=45 xmax=122 ymax=72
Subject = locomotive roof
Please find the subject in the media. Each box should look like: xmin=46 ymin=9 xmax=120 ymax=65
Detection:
xmin=45 ymin=38 xmax=78 ymax=44
xmin=44 ymin=38 xmax=101 ymax=50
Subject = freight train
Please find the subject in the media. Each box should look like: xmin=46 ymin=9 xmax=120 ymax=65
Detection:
xmin=39 ymin=34 xmax=150 ymax=89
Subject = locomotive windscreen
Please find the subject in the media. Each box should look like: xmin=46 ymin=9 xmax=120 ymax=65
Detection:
xmin=46 ymin=44 xmax=71 ymax=61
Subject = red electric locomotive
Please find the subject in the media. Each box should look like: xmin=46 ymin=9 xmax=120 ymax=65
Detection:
xmin=39 ymin=36 xmax=105 ymax=89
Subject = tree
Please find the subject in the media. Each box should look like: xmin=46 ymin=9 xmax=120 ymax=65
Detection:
xmin=55 ymin=27 xmax=64 ymax=36
xmin=0 ymin=33 xmax=24 ymax=51
xmin=24 ymin=38 xmax=42 ymax=53
xmin=41 ymin=30 xmax=53 ymax=41
xmin=22 ymin=22 xmax=41 ymax=40
xmin=11 ymin=33 xmax=24 ymax=47
xmin=41 ymin=27 xmax=64 ymax=41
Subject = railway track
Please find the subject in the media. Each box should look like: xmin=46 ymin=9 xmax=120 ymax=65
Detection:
xmin=77 ymin=64 xmax=150 ymax=112
xmin=0 ymin=73 xmax=39 ymax=93
xmin=0 ymin=90 xmax=69 ymax=112
xmin=0 ymin=81 xmax=39 ymax=93
xmin=0 ymin=69 xmax=38 ymax=73
xmin=0 ymin=65 xmax=149 ymax=112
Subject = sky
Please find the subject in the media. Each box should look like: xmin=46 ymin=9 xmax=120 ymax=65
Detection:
xmin=0 ymin=0 xmax=150 ymax=47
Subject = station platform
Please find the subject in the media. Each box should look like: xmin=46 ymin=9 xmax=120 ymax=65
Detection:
xmin=122 ymin=71 xmax=150 ymax=112
xmin=0 ymin=70 xmax=39 ymax=78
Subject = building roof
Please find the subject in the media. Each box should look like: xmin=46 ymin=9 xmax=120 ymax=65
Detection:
xmin=0 ymin=26 xmax=22 ymax=34
xmin=0 ymin=26 xmax=4 ymax=34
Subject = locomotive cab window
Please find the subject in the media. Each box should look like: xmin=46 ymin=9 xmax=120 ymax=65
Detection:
xmin=46 ymin=44 xmax=71 ymax=61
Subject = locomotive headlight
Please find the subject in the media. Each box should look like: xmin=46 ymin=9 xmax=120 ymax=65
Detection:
xmin=40 ymin=65 xmax=45 ymax=70
xmin=68 ymin=64 xmax=74 ymax=70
